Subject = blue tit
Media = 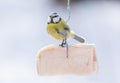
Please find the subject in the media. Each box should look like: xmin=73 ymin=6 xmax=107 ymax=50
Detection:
xmin=47 ymin=12 xmax=85 ymax=47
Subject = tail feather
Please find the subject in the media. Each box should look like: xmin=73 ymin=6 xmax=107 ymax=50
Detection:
xmin=73 ymin=34 xmax=85 ymax=43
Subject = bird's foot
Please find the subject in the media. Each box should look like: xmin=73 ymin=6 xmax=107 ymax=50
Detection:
xmin=59 ymin=39 xmax=67 ymax=47
xmin=59 ymin=43 xmax=66 ymax=47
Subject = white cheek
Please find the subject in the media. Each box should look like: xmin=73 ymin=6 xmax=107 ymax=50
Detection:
xmin=53 ymin=17 xmax=59 ymax=23
xmin=47 ymin=17 xmax=51 ymax=23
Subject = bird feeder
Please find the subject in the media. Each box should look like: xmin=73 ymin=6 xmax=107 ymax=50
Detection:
xmin=36 ymin=44 xmax=98 ymax=75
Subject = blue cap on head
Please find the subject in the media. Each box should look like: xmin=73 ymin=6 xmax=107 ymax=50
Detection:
xmin=50 ymin=12 xmax=59 ymax=18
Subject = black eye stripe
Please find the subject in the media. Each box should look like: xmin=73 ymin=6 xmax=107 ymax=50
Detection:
xmin=50 ymin=15 xmax=59 ymax=18
xmin=53 ymin=16 xmax=58 ymax=18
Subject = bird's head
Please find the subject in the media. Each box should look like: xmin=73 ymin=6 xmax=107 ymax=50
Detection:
xmin=47 ymin=12 xmax=62 ymax=24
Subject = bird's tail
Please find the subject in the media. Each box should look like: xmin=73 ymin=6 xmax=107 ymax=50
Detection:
xmin=70 ymin=31 xmax=85 ymax=43
xmin=73 ymin=34 xmax=85 ymax=43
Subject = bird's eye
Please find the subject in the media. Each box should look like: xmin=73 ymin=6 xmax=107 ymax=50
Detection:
xmin=47 ymin=17 xmax=51 ymax=23
xmin=53 ymin=17 xmax=60 ymax=23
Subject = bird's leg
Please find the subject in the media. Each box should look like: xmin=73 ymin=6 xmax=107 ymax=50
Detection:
xmin=59 ymin=40 xmax=66 ymax=47
xmin=59 ymin=40 xmax=65 ymax=47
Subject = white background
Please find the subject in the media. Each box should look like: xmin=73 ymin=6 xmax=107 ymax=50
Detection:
xmin=0 ymin=0 xmax=120 ymax=83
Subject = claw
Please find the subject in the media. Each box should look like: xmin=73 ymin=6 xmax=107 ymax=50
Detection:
xmin=59 ymin=40 xmax=66 ymax=47
xmin=59 ymin=44 xmax=65 ymax=47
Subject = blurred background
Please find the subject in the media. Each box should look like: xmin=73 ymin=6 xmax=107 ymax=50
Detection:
xmin=0 ymin=0 xmax=120 ymax=83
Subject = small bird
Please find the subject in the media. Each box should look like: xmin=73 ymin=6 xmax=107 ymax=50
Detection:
xmin=47 ymin=12 xmax=85 ymax=46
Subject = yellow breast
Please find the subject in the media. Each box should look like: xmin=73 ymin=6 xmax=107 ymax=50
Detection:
xmin=47 ymin=24 xmax=63 ymax=41
xmin=47 ymin=20 xmax=70 ymax=41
